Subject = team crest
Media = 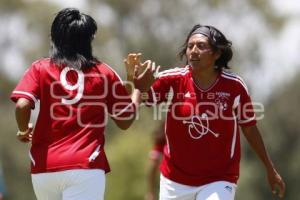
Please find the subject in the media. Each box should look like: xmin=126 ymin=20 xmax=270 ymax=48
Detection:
xmin=215 ymin=92 xmax=230 ymax=111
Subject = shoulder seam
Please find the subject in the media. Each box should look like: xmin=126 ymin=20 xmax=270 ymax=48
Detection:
xmin=158 ymin=67 xmax=189 ymax=78
xmin=221 ymin=74 xmax=249 ymax=94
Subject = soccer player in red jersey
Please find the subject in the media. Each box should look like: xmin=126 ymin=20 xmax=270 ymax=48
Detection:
xmin=10 ymin=8 xmax=158 ymax=200
xmin=145 ymin=121 xmax=166 ymax=200
xmin=126 ymin=25 xmax=285 ymax=200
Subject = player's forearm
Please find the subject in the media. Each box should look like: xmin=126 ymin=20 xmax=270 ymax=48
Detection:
xmin=122 ymin=88 xmax=142 ymax=128
xmin=125 ymin=75 xmax=134 ymax=94
xmin=131 ymin=88 xmax=142 ymax=107
xmin=114 ymin=89 xmax=141 ymax=130
xmin=147 ymin=160 xmax=160 ymax=195
xmin=15 ymin=98 xmax=32 ymax=132
xmin=241 ymin=125 xmax=275 ymax=171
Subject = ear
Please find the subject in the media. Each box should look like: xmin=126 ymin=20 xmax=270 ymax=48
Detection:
xmin=213 ymin=50 xmax=221 ymax=60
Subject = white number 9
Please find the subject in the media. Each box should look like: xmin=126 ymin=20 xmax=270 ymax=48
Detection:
xmin=60 ymin=67 xmax=84 ymax=105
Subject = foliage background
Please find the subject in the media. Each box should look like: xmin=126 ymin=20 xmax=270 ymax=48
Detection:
xmin=0 ymin=0 xmax=299 ymax=199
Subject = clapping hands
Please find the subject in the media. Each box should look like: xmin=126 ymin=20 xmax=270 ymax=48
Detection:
xmin=124 ymin=53 xmax=160 ymax=92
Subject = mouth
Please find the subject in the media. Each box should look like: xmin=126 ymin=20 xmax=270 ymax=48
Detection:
xmin=189 ymin=56 xmax=201 ymax=62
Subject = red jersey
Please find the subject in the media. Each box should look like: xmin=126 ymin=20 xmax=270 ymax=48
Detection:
xmin=146 ymin=66 xmax=256 ymax=186
xmin=11 ymin=58 xmax=135 ymax=174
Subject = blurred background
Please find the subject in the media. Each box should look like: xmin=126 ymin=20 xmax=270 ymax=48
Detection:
xmin=0 ymin=0 xmax=299 ymax=199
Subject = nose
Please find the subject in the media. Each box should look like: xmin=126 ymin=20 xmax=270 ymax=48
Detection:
xmin=190 ymin=45 xmax=199 ymax=55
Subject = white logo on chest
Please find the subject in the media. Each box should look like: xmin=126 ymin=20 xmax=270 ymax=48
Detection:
xmin=183 ymin=113 xmax=219 ymax=140
xmin=215 ymin=92 xmax=230 ymax=111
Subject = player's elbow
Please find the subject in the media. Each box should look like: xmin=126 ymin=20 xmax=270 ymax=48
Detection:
xmin=118 ymin=124 xmax=130 ymax=130
xmin=115 ymin=121 xmax=132 ymax=130
xmin=114 ymin=117 xmax=135 ymax=130
xmin=16 ymin=98 xmax=32 ymax=111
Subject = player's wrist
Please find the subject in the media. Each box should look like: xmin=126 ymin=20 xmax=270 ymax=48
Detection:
xmin=131 ymin=89 xmax=142 ymax=105
xmin=127 ymin=73 xmax=134 ymax=81
xmin=17 ymin=129 xmax=30 ymax=136
xmin=17 ymin=123 xmax=33 ymax=136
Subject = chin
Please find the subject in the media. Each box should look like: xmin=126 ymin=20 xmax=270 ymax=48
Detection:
xmin=190 ymin=63 xmax=211 ymax=71
xmin=189 ymin=61 xmax=202 ymax=67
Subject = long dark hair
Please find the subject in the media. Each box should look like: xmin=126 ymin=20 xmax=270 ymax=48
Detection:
xmin=50 ymin=8 xmax=99 ymax=69
xmin=178 ymin=24 xmax=233 ymax=71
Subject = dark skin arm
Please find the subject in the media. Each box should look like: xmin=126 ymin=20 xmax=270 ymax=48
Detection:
xmin=145 ymin=157 xmax=161 ymax=200
xmin=15 ymin=98 xmax=33 ymax=142
xmin=241 ymin=125 xmax=285 ymax=198
xmin=112 ymin=88 xmax=141 ymax=130
xmin=114 ymin=55 xmax=159 ymax=130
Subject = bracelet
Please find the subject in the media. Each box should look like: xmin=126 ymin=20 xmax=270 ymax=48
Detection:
xmin=17 ymin=129 xmax=29 ymax=136
xmin=16 ymin=123 xmax=33 ymax=136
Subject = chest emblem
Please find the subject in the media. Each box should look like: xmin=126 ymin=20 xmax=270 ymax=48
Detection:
xmin=215 ymin=92 xmax=230 ymax=111
xmin=183 ymin=113 xmax=219 ymax=140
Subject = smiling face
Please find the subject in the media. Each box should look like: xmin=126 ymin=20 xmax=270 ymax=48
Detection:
xmin=186 ymin=34 xmax=220 ymax=70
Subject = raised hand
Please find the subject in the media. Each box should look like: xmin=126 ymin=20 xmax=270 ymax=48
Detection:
xmin=124 ymin=53 xmax=143 ymax=80
xmin=133 ymin=60 xmax=160 ymax=92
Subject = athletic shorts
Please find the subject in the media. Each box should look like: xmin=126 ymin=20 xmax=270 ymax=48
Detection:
xmin=159 ymin=174 xmax=236 ymax=200
xmin=32 ymin=169 xmax=105 ymax=200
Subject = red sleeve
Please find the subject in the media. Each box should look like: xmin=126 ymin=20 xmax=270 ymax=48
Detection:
xmin=145 ymin=77 xmax=172 ymax=106
xmin=106 ymin=67 xmax=136 ymax=120
xmin=234 ymin=80 xmax=256 ymax=127
xmin=152 ymin=138 xmax=165 ymax=154
xmin=149 ymin=141 xmax=165 ymax=160
xmin=10 ymin=62 xmax=40 ymax=108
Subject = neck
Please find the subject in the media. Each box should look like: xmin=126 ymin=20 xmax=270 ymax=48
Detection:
xmin=192 ymin=65 xmax=219 ymax=90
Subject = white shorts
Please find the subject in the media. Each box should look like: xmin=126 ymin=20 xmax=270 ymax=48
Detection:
xmin=159 ymin=174 xmax=236 ymax=200
xmin=32 ymin=169 xmax=105 ymax=200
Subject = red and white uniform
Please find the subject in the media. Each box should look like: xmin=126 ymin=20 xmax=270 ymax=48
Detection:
xmin=11 ymin=58 xmax=135 ymax=174
xmin=146 ymin=66 xmax=256 ymax=186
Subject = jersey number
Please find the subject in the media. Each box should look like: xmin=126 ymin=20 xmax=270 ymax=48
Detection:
xmin=60 ymin=67 xmax=84 ymax=105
